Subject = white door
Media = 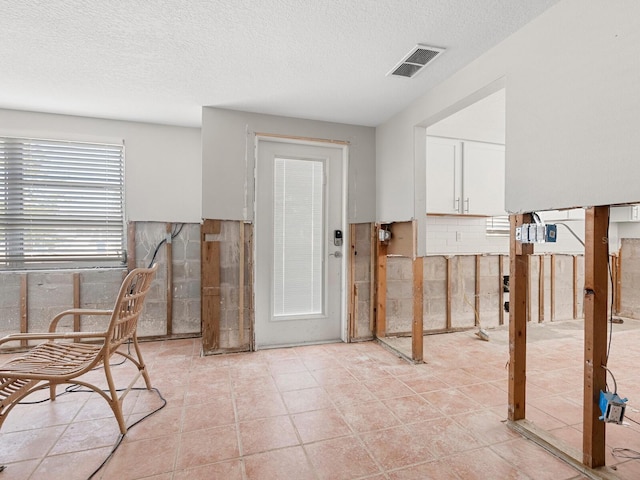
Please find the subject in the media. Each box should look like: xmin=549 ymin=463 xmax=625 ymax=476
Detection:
xmin=255 ymin=140 xmax=345 ymax=349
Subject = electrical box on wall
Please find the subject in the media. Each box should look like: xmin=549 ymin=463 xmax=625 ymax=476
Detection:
xmin=599 ymin=390 xmax=628 ymax=424
xmin=515 ymin=223 xmax=557 ymax=244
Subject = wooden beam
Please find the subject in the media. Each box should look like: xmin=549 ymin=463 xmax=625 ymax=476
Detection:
xmin=583 ymin=206 xmax=609 ymax=468
xmin=73 ymin=273 xmax=81 ymax=341
xmin=375 ymin=236 xmax=387 ymax=338
xmin=498 ymin=255 xmax=505 ymax=326
xmin=527 ymin=255 xmax=532 ymax=323
xmin=412 ymin=257 xmax=424 ymax=363
xmin=509 ymin=214 xmax=533 ymax=422
xmin=573 ymin=255 xmax=579 ymax=320
xmin=127 ymin=222 xmax=136 ymax=271
xmin=348 ymin=224 xmax=357 ymax=341
xmin=446 ymin=256 xmax=452 ymax=331
xmin=20 ymin=274 xmax=28 ymax=348
xmin=166 ymin=223 xmax=173 ymax=336
xmin=538 ymin=255 xmax=545 ymax=323
xmin=550 ymin=254 xmax=556 ymax=321
xmin=201 ymin=220 xmax=222 ymax=352
xmin=369 ymin=224 xmax=376 ymax=336
xmin=239 ymin=221 xmax=245 ymax=345
xmin=616 ymin=252 xmax=622 ymax=314
xmin=474 ymin=255 xmax=481 ymax=327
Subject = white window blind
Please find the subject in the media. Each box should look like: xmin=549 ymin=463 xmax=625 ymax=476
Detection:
xmin=273 ymin=157 xmax=324 ymax=316
xmin=0 ymin=136 xmax=125 ymax=269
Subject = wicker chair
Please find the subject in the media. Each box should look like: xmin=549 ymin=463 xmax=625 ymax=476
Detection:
xmin=0 ymin=264 xmax=158 ymax=434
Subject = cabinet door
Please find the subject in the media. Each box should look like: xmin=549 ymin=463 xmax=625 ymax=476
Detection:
xmin=426 ymin=137 xmax=461 ymax=214
xmin=462 ymin=141 xmax=505 ymax=216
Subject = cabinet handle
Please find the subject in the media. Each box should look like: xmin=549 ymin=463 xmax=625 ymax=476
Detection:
xmin=464 ymin=198 xmax=470 ymax=213
xmin=454 ymin=197 xmax=460 ymax=212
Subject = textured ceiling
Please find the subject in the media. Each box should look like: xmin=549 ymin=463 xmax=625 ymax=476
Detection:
xmin=0 ymin=1 xmax=560 ymax=127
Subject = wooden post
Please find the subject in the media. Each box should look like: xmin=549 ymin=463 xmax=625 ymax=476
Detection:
xmin=201 ymin=220 xmax=222 ymax=352
xmin=615 ymin=251 xmax=622 ymax=314
xmin=475 ymin=255 xmax=481 ymax=327
xmin=166 ymin=223 xmax=173 ymax=336
xmin=369 ymin=224 xmax=376 ymax=336
xmin=73 ymin=273 xmax=81 ymax=341
xmin=550 ymin=254 xmax=556 ymax=322
xmin=412 ymin=257 xmax=424 ymax=363
xmin=446 ymin=256 xmax=452 ymax=331
xmin=583 ymin=206 xmax=609 ymax=468
xmin=20 ymin=274 xmax=28 ymax=348
xmin=127 ymin=222 xmax=136 ymax=271
xmin=348 ymin=224 xmax=357 ymax=341
xmin=573 ymin=255 xmax=579 ymax=320
xmin=239 ymin=222 xmax=245 ymax=345
xmin=375 ymin=233 xmax=387 ymax=338
xmin=527 ymin=256 xmax=532 ymax=323
xmin=538 ymin=255 xmax=545 ymax=323
xmin=509 ymin=214 xmax=533 ymax=422
xmin=498 ymin=255 xmax=505 ymax=326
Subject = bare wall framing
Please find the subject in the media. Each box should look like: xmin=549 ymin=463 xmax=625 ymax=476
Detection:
xmin=0 ymin=222 xmax=202 ymax=347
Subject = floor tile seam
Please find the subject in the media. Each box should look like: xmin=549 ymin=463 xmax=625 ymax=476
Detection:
xmin=486 ymin=439 xmax=548 ymax=477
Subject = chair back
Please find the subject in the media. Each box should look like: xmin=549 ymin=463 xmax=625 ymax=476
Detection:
xmin=106 ymin=264 xmax=158 ymax=351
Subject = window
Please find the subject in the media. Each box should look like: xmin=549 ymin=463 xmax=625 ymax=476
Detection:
xmin=0 ymin=136 xmax=125 ymax=270
xmin=486 ymin=215 xmax=510 ymax=236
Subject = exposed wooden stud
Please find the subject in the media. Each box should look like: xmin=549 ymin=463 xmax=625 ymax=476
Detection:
xmin=73 ymin=273 xmax=81 ymax=341
xmin=615 ymin=251 xmax=622 ymax=314
xmin=247 ymin=225 xmax=255 ymax=351
xmin=583 ymin=206 xmax=609 ymax=468
xmin=412 ymin=257 xmax=424 ymax=363
xmin=166 ymin=223 xmax=173 ymax=336
xmin=498 ymin=255 xmax=505 ymax=326
xmin=509 ymin=213 xmax=533 ymax=422
xmin=369 ymin=223 xmax=376 ymax=336
xmin=474 ymin=255 xmax=481 ymax=327
xmin=573 ymin=255 xmax=579 ymax=320
xmin=201 ymin=220 xmax=222 ymax=352
xmin=375 ymin=234 xmax=387 ymax=339
xmin=127 ymin=222 xmax=136 ymax=271
xmin=348 ymin=224 xmax=357 ymax=341
xmin=20 ymin=274 xmax=28 ymax=348
xmin=446 ymin=256 xmax=452 ymax=331
xmin=538 ymin=255 xmax=545 ymax=323
xmin=550 ymin=254 xmax=556 ymax=321
xmin=239 ymin=221 xmax=245 ymax=345
xmin=527 ymin=255 xmax=532 ymax=323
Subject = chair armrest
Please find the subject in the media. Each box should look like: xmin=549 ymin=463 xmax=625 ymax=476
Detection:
xmin=48 ymin=309 xmax=113 ymax=333
xmin=0 ymin=331 xmax=107 ymax=347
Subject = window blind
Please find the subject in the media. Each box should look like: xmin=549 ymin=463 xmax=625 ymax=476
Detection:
xmin=0 ymin=136 xmax=125 ymax=269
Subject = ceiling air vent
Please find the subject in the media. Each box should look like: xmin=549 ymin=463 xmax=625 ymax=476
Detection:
xmin=387 ymin=44 xmax=444 ymax=78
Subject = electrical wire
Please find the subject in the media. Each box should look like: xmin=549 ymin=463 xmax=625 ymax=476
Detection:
xmin=86 ymin=387 xmax=167 ymax=479
xmin=147 ymin=223 xmax=185 ymax=268
xmin=611 ymin=447 xmax=640 ymax=460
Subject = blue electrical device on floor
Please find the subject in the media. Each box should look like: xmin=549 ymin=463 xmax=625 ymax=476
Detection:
xmin=599 ymin=390 xmax=628 ymax=424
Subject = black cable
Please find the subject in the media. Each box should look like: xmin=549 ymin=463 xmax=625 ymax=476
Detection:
xmin=612 ymin=447 xmax=640 ymax=459
xmin=86 ymin=386 xmax=167 ymax=480
xmin=147 ymin=223 xmax=184 ymax=268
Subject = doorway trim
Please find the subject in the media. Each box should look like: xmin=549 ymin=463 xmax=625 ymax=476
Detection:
xmin=253 ymin=134 xmax=349 ymax=349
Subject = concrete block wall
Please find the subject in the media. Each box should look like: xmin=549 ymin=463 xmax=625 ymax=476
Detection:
xmin=216 ymin=221 xmax=252 ymax=351
xmin=134 ymin=222 xmax=201 ymax=337
xmin=386 ymin=253 xmax=585 ymax=337
xmin=0 ymin=222 xmax=202 ymax=349
xmin=352 ymin=223 xmax=374 ymax=340
xmin=621 ymin=239 xmax=640 ymax=319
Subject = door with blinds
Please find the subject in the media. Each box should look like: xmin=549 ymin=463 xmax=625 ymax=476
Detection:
xmin=255 ymin=140 xmax=345 ymax=348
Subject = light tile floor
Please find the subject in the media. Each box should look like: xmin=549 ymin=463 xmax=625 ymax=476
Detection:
xmin=1 ymin=318 xmax=640 ymax=479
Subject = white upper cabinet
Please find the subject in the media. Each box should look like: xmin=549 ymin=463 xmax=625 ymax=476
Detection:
xmin=426 ymin=136 xmax=505 ymax=216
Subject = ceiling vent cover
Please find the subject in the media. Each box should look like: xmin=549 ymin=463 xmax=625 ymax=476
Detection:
xmin=388 ymin=44 xmax=444 ymax=78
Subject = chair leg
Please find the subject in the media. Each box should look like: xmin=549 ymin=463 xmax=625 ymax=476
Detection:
xmin=103 ymin=360 xmax=127 ymax=435
xmin=132 ymin=334 xmax=152 ymax=390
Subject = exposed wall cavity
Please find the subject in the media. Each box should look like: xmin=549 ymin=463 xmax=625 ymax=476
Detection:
xmin=350 ymin=223 xmax=375 ymax=341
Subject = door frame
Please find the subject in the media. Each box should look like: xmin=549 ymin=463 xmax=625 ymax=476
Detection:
xmin=253 ymin=135 xmax=349 ymax=349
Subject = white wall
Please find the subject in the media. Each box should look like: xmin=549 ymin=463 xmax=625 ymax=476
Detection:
xmin=377 ymin=0 xmax=640 ymax=227
xmin=202 ymin=108 xmax=376 ymax=223
xmin=0 ymin=108 xmax=202 ymax=222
